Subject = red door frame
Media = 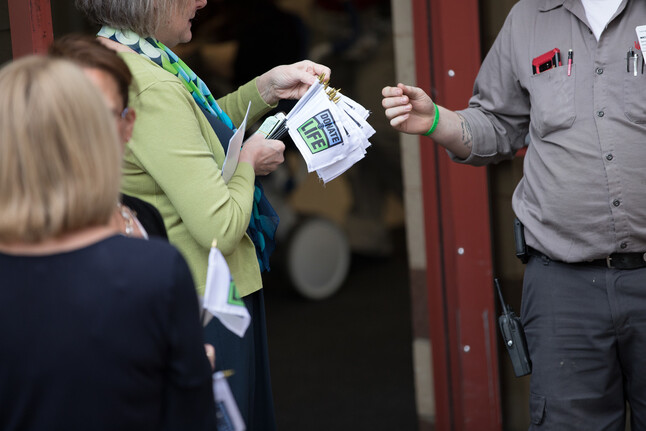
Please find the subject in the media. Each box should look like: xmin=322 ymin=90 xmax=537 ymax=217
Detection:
xmin=411 ymin=0 xmax=502 ymax=429
xmin=8 ymin=0 xmax=54 ymax=58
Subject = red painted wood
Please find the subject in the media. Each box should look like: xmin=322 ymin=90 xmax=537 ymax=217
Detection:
xmin=8 ymin=0 xmax=54 ymax=58
xmin=411 ymin=0 xmax=502 ymax=429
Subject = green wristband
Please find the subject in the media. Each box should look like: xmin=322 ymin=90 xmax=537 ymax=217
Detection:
xmin=423 ymin=103 xmax=439 ymax=136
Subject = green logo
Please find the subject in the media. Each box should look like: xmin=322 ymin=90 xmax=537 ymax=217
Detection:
xmin=297 ymin=109 xmax=343 ymax=154
xmin=227 ymin=280 xmax=244 ymax=307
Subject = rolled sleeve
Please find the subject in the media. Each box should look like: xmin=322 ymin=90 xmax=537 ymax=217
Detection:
xmin=449 ymin=4 xmax=531 ymax=166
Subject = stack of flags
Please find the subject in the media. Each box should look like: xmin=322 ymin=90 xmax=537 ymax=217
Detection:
xmin=284 ymin=75 xmax=375 ymax=183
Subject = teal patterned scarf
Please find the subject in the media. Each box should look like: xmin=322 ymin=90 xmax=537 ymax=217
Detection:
xmin=100 ymin=26 xmax=278 ymax=272
xmin=98 ymin=27 xmax=235 ymax=129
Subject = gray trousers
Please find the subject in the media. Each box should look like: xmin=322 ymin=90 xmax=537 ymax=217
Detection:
xmin=523 ymin=255 xmax=646 ymax=430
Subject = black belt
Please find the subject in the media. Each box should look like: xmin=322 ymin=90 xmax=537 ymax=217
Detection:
xmin=527 ymin=247 xmax=646 ymax=270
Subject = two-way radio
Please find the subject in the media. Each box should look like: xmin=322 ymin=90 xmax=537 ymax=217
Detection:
xmin=495 ymin=278 xmax=532 ymax=377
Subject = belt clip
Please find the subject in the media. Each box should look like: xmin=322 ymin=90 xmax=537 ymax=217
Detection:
xmin=606 ymin=255 xmax=614 ymax=269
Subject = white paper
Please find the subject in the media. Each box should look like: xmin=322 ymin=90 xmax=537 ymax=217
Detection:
xmin=213 ymin=372 xmax=246 ymax=431
xmin=221 ymin=102 xmax=252 ymax=184
xmin=203 ymin=245 xmax=250 ymax=337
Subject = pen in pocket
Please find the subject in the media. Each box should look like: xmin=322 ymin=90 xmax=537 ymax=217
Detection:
xmin=567 ymin=49 xmax=573 ymax=76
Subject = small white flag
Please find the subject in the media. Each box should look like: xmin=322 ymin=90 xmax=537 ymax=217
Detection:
xmin=203 ymin=242 xmax=250 ymax=338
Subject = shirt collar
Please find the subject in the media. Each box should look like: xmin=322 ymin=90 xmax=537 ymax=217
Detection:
xmin=539 ymin=0 xmax=566 ymax=12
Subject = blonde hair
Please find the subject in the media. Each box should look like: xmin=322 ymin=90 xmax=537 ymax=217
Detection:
xmin=75 ymin=0 xmax=189 ymax=38
xmin=0 ymin=56 xmax=122 ymax=243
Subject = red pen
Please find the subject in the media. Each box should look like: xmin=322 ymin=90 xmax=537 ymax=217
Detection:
xmin=567 ymin=49 xmax=573 ymax=76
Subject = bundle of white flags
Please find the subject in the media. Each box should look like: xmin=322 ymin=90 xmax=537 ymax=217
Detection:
xmin=284 ymin=76 xmax=375 ymax=183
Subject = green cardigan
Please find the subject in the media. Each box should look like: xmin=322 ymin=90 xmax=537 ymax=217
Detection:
xmin=120 ymin=52 xmax=273 ymax=297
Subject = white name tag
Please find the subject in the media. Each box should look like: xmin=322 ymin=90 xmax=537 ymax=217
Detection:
xmin=635 ymin=25 xmax=646 ymax=62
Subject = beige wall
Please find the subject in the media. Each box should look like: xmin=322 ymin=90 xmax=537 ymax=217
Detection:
xmin=389 ymin=0 xmax=435 ymax=429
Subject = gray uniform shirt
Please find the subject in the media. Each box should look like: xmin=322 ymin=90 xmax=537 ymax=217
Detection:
xmin=455 ymin=0 xmax=646 ymax=262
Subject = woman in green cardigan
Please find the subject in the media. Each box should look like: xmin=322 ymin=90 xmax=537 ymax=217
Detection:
xmin=75 ymin=0 xmax=330 ymax=429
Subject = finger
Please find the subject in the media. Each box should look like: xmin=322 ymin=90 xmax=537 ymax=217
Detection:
xmin=390 ymin=113 xmax=410 ymax=127
xmin=400 ymin=84 xmax=427 ymax=100
xmin=302 ymin=59 xmax=329 ymax=72
xmin=382 ymin=95 xmax=409 ymax=109
xmin=315 ymin=66 xmax=332 ymax=81
xmin=204 ymin=344 xmax=216 ymax=369
xmin=298 ymin=68 xmax=326 ymax=86
xmin=265 ymin=139 xmax=286 ymax=152
xmin=397 ymin=82 xmax=415 ymax=93
xmin=384 ymin=104 xmax=412 ymax=120
xmin=304 ymin=61 xmax=331 ymax=81
xmin=246 ymin=133 xmax=266 ymax=145
xmin=382 ymin=86 xmax=403 ymax=97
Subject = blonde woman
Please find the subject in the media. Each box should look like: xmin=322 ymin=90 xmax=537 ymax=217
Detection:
xmin=0 ymin=56 xmax=215 ymax=430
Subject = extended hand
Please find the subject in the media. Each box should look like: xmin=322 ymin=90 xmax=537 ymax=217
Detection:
xmin=381 ymin=83 xmax=436 ymax=135
xmin=257 ymin=60 xmax=332 ymax=105
xmin=239 ymin=134 xmax=285 ymax=176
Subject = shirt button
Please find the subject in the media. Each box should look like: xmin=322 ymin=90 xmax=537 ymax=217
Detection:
xmin=620 ymin=242 xmax=628 ymax=249
xmin=613 ymin=199 xmax=621 ymax=207
xmin=606 ymin=153 xmax=614 ymax=161
xmin=596 ymin=68 xmax=604 ymax=75
xmin=598 ymin=111 xmax=605 ymax=117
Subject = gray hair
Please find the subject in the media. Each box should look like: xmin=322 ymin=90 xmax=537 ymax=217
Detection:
xmin=74 ymin=0 xmax=184 ymax=38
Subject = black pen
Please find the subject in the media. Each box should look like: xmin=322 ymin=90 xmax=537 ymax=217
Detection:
xmin=554 ymin=50 xmax=561 ymax=67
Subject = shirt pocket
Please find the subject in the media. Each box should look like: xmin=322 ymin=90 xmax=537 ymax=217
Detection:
xmin=623 ymin=71 xmax=646 ymax=123
xmin=529 ymin=65 xmax=576 ymax=137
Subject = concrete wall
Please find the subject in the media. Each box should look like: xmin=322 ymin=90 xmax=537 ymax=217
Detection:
xmin=389 ymin=1 xmax=435 ymax=429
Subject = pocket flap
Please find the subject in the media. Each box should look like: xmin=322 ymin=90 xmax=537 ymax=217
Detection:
xmin=530 ymin=393 xmax=546 ymax=425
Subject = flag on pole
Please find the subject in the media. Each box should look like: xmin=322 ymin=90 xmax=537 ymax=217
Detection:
xmin=203 ymin=240 xmax=250 ymax=337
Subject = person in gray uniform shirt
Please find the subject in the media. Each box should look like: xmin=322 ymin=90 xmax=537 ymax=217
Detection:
xmin=383 ymin=0 xmax=646 ymax=429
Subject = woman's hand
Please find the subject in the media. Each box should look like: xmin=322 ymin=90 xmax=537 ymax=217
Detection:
xmin=381 ymin=83 xmax=436 ymax=135
xmin=256 ymin=60 xmax=332 ymax=105
xmin=239 ymin=134 xmax=285 ymax=176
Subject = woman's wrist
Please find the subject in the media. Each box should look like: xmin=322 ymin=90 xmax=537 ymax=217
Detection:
xmin=256 ymin=74 xmax=278 ymax=106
